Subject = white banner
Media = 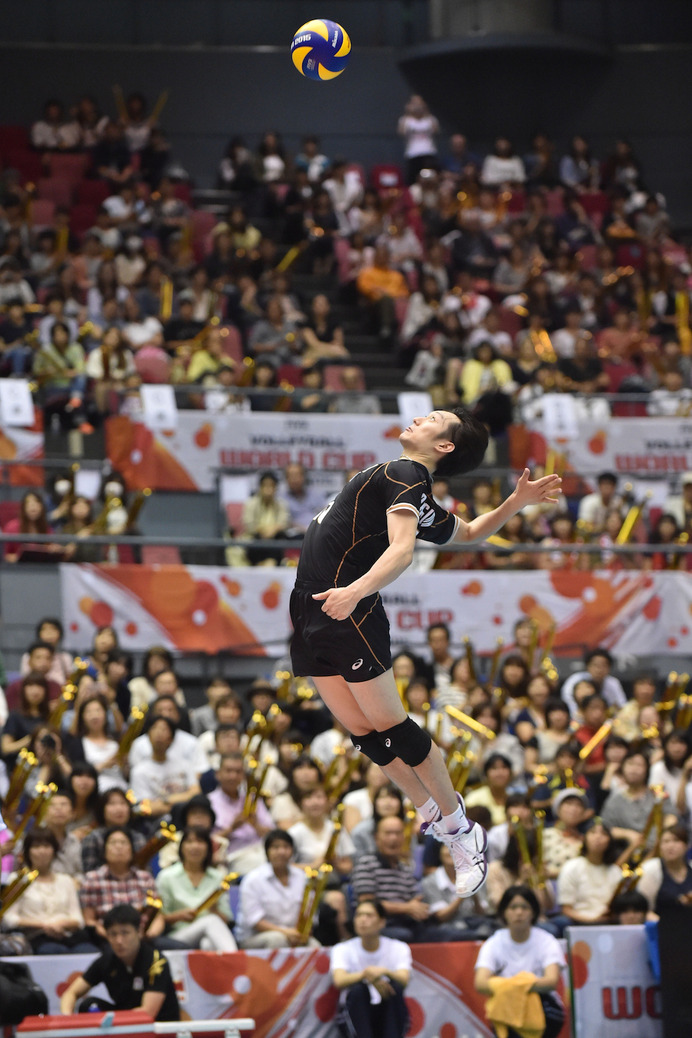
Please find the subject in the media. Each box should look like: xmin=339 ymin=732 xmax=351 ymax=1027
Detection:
xmin=106 ymin=412 xmax=404 ymax=491
xmin=524 ymin=415 xmax=692 ymax=477
xmin=60 ymin=565 xmax=692 ymax=658
xmin=568 ymin=926 xmax=661 ymax=1038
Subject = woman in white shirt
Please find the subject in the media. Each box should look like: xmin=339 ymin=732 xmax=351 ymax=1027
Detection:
xmin=75 ymin=694 xmax=125 ymax=793
xmin=397 ymin=95 xmax=439 ymax=184
xmin=288 ymin=786 xmax=354 ymax=875
xmin=475 ymin=884 xmax=565 ymax=1038
xmin=556 ymin=820 xmax=622 ymax=925
xmin=3 ymin=829 xmax=98 ymax=955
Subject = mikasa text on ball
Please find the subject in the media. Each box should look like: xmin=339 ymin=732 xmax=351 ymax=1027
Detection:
xmin=291 ymin=19 xmax=351 ymax=81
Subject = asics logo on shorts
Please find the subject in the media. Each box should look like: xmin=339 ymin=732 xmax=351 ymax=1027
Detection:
xmin=351 ymin=658 xmax=364 ymax=670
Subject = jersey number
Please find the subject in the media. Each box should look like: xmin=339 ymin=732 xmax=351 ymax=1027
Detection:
xmin=314 ymin=500 xmax=335 ymax=525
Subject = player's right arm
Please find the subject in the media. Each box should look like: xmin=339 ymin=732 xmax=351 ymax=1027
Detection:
xmin=313 ymin=508 xmax=418 ymax=621
xmin=60 ymin=975 xmax=91 ymax=1013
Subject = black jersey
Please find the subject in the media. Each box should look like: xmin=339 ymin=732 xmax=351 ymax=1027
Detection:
xmin=82 ymin=941 xmax=180 ymax=1020
xmin=296 ymin=459 xmax=459 ymax=588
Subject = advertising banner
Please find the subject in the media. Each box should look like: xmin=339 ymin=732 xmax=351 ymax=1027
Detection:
xmin=105 ymin=412 xmax=404 ymax=491
xmin=61 ymin=565 xmax=692 ymax=658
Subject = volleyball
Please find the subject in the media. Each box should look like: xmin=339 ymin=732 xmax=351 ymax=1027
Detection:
xmin=291 ymin=19 xmax=351 ymax=81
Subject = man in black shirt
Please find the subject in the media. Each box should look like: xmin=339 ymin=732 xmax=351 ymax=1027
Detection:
xmin=290 ymin=407 xmax=561 ymax=898
xmin=59 ymin=904 xmax=180 ymax=1021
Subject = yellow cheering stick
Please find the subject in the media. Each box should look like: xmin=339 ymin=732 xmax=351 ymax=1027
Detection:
xmin=578 ymin=721 xmax=613 ymax=761
xmin=445 ymin=705 xmax=496 ymax=741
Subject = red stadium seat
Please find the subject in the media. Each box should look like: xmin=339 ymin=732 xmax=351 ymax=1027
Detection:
xmin=0 ymin=125 xmax=30 ymax=155
xmin=6 ymin=149 xmax=43 ymax=181
xmin=75 ymin=179 xmax=110 ymax=206
xmin=36 ymin=177 xmax=74 ymax=207
xmin=31 ymin=198 xmax=56 ymax=227
xmin=47 ymin=152 xmax=91 ymax=181
xmin=173 ymin=182 xmax=192 ymax=204
xmin=225 ymin=502 xmax=245 ymax=535
xmin=576 ymin=244 xmax=599 ymax=272
xmin=616 ymin=242 xmax=647 ymax=270
xmin=219 ymin=324 xmax=244 ymax=366
xmin=69 ymin=202 xmax=98 ymax=236
xmin=140 ymin=545 xmax=182 ymax=564
xmin=506 ymin=190 xmax=527 ymax=214
xmin=370 ymin=163 xmax=404 ymax=193
xmin=277 ymin=364 xmax=303 ymax=387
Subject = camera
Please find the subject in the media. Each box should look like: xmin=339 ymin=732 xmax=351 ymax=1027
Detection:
xmin=40 ymin=734 xmax=57 ymax=750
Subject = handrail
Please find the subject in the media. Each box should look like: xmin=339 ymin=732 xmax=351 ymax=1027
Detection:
xmin=0 ymin=531 xmax=690 ymax=555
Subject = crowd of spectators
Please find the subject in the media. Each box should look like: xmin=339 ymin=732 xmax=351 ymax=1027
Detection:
xmin=1 ymin=613 xmax=691 ymax=972
xmin=1 ymin=93 xmax=692 ymax=437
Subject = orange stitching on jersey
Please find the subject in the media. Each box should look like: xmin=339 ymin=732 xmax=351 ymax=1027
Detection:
xmin=350 ymin=607 xmax=385 ymax=669
xmin=355 ymin=593 xmax=380 ymax=629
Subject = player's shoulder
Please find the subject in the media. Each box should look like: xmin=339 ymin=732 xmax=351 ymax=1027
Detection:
xmin=382 ymin=458 xmax=430 ymax=487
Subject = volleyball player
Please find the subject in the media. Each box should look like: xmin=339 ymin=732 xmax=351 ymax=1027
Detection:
xmin=290 ymin=408 xmax=561 ymax=895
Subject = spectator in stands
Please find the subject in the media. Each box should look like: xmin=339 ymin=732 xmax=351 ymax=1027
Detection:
xmin=486 ymin=829 xmax=556 ymax=923
xmin=493 ymin=244 xmax=532 ymax=299
xmin=34 ymin=320 xmax=90 ymax=432
xmin=256 ymin=130 xmax=287 ymax=184
xmin=295 ymin=134 xmax=330 ymax=183
xmin=446 ymin=340 xmax=514 ymax=409
xmin=122 ymin=292 xmax=165 ymax=351
xmin=288 ymin=785 xmax=354 ymax=874
xmin=559 ymin=135 xmax=598 ymax=192
xmin=208 ymin=751 xmax=273 ymax=874
xmin=351 ymin=815 xmax=429 ymax=942
xmin=217 ymin=135 xmax=255 ymax=191
xmin=556 ymin=332 xmax=609 ymax=395
xmin=0 ymin=297 xmax=34 ymax=375
xmin=130 ymin=716 xmax=201 ymax=817
xmin=648 ymin=367 xmax=692 ymax=416
xmin=329 ymin=365 xmax=382 ymax=414
xmin=481 ymin=137 xmax=526 ymax=188
xmin=236 ymin=828 xmax=320 ymax=948
xmin=541 ymin=788 xmax=589 ymax=879
xmin=475 ymin=884 xmax=566 ymax=1038
xmin=93 ymin=120 xmax=134 ymax=186
xmin=151 ymin=175 xmax=189 ymax=249
xmin=637 ymin=823 xmax=692 ymax=918
xmin=577 ymin=473 xmax=623 ymax=536
xmin=465 ymin=754 xmax=514 ymax=828
xmin=81 ymin=787 xmax=148 ymax=874
xmin=282 ymin=461 xmax=326 ymax=537
xmin=189 ymin=675 xmax=234 ymax=737
xmin=66 ymin=761 xmax=100 ymax=837
xmin=292 ymin=364 xmax=330 ymax=413
xmin=602 ymin=749 xmax=677 ymax=847
xmin=301 ymin=293 xmax=348 ymax=366
xmin=649 ymin=730 xmax=690 ymax=805
xmin=397 ymin=95 xmax=439 ymax=184
xmin=272 ymin=754 xmax=324 ymax=830
xmin=356 ymin=243 xmax=409 ymax=347
xmin=323 ymin=159 xmax=364 ymax=235
xmin=21 ymin=723 xmax=72 ymax=798
xmin=350 ymin=784 xmax=406 ymax=861
xmin=86 ymin=324 xmax=138 ymax=414
xmin=3 ymin=828 xmax=96 ymax=955
xmin=561 ymin=648 xmax=626 ymax=718
xmin=9 ymin=639 xmax=62 ymax=708
xmin=156 ymin=826 xmax=237 ymax=950
xmin=556 ymin=820 xmax=622 ymax=925
xmin=240 ymin=469 xmax=290 ymax=566
xmin=249 ymin=295 xmax=300 ymax=364
xmin=72 ymin=693 xmax=124 ymax=792
xmin=128 ymin=646 xmax=174 ymax=709
xmin=60 ymin=903 xmax=180 ymax=1019
xmin=80 ymin=826 xmax=173 ymax=945
xmin=1 ymin=672 xmax=51 ymax=766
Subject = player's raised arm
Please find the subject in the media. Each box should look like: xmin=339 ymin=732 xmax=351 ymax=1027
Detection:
xmin=313 ymin=508 xmax=418 ymax=620
xmin=453 ymin=468 xmax=562 ymax=545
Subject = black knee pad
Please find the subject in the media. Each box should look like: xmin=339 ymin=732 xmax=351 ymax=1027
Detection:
xmin=350 ymin=731 xmax=396 ymax=766
xmin=378 ymin=717 xmax=432 ymax=767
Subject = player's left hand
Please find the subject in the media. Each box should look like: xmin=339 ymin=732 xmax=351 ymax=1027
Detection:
xmin=513 ymin=468 xmax=562 ymax=508
xmin=312 ymin=586 xmax=360 ymax=621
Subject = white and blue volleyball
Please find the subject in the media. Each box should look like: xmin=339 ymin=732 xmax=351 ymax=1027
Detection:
xmin=291 ymin=19 xmax=351 ymax=81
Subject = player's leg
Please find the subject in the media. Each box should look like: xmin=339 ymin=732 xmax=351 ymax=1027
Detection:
xmin=344 ymin=668 xmax=488 ymax=897
xmin=310 ymin=674 xmax=431 ymax=808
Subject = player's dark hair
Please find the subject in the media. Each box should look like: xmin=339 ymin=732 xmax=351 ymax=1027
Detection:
xmin=611 ymin=890 xmax=648 ymax=918
xmin=104 ymin=903 xmax=141 ymax=931
xmin=433 ymin=408 xmax=489 ymax=479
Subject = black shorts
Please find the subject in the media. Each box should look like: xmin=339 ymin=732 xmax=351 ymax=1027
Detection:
xmin=289 ymin=583 xmax=392 ymax=683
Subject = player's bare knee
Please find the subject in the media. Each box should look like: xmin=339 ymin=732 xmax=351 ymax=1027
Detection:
xmin=377 ymin=717 xmax=432 ymax=768
xmin=350 ymin=731 xmax=396 ymax=766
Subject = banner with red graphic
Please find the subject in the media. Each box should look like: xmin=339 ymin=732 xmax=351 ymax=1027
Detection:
xmin=105 ymin=412 xmax=404 ymax=491
xmin=0 ymin=412 xmax=44 ymax=485
xmin=60 ymin=565 xmax=692 ymax=657
xmin=522 ymin=413 xmax=692 ymax=477
xmin=569 ymin=926 xmax=660 ymax=1038
xmin=15 ymin=943 xmax=571 ymax=1036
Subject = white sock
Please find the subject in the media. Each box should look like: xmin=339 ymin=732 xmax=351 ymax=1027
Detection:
xmin=441 ymin=805 xmax=470 ymax=834
xmin=417 ymin=796 xmax=440 ymax=822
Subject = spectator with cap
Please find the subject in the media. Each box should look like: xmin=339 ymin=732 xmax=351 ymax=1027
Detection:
xmin=542 ymin=788 xmax=589 ymax=879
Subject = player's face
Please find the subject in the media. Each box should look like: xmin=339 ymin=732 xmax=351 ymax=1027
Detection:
xmin=399 ymin=411 xmax=458 ymax=456
xmin=106 ymin=924 xmax=141 ymax=964
xmin=353 ymin=903 xmax=385 ymax=939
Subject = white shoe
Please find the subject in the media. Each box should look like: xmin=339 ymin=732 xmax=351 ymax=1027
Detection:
xmin=436 ymin=796 xmax=488 ymax=897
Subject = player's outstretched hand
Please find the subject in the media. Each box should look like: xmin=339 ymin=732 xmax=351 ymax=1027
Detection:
xmin=513 ymin=468 xmax=562 ymax=508
xmin=312 ymin=586 xmax=359 ymax=621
